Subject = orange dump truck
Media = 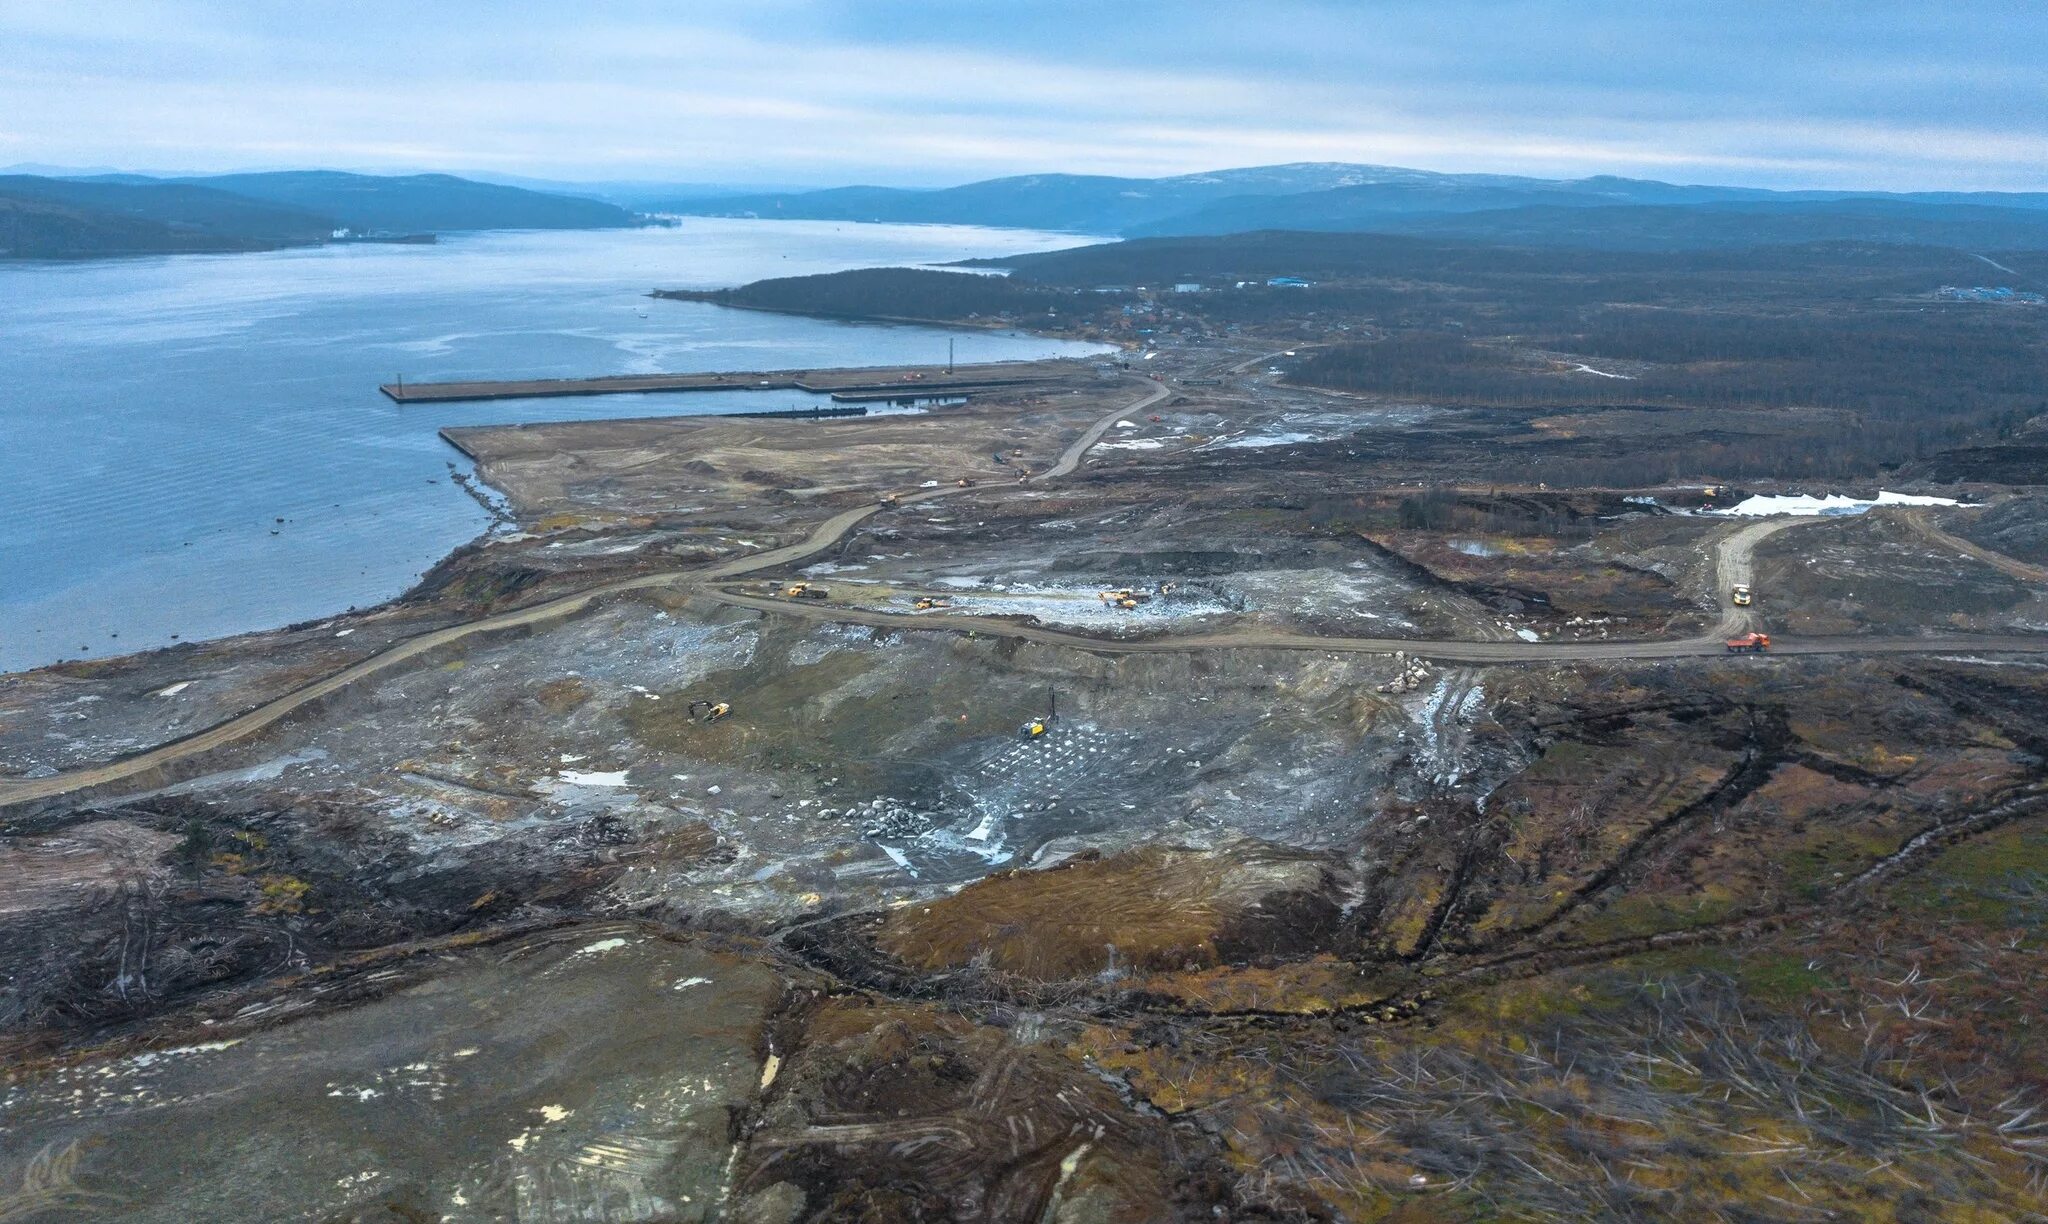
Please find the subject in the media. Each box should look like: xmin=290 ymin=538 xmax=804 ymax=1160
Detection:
xmin=1725 ymin=632 xmax=1772 ymax=654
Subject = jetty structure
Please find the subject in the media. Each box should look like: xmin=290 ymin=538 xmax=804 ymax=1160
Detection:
xmin=379 ymin=361 xmax=1068 ymax=405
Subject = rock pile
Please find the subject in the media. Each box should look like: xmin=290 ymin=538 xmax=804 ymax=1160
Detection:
xmin=1377 ymin=652 xmax=1434 ymax=694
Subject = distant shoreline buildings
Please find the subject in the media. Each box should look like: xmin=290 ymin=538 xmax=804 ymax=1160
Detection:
xmin=1937 ymin=284 xmax=2045 ymax=304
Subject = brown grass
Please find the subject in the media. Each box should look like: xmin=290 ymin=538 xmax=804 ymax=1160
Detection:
xmin=876 ymin=845 xmax=1325 ymax=981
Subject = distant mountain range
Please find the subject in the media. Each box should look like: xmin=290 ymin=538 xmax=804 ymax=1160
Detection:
xmin=649 ymin=164 xmax=1414 ymax=234
xmin=0 ymin=171 xmax=645 ymax=259
xmin=14 ymin=161 xmax=2048 ymax=260
xmin=656 ymin=162 xmax=2048 ymax=252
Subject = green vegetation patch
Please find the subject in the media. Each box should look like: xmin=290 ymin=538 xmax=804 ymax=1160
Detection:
xmin=1775 ymin=821 xmax=1913 ymax=899
xmin=1895 ymin=815 xmax=2048 ymax=928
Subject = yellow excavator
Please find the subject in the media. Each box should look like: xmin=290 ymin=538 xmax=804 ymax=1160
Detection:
xmin=688 ymin=700 xmax=732 ymax=723
xmin=913 ymin=596 xmax=952 ymax=611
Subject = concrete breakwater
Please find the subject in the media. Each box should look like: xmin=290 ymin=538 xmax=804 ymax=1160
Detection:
xmin=381 ymin=361 xmax=1065 ymax=404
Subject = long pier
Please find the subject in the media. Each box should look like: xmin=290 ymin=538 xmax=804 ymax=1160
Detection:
xmin=379 ymin=362 xmax=1066 ymax=404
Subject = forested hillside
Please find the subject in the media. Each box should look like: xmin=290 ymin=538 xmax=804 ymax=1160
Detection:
xmin=659 ymin=266 xmax=1091 ymax=322
xmin=177 ymin=171 xmax=640 ymax=233
xmin=0 ymin=171 xmax=645 ymax=258
xmin=0 ymin=175 xmax=333 ymax=257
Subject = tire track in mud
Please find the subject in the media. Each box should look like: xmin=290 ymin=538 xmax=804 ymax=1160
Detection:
xmin=1473 ymin=704 xmax=1788 ymax=950
xmin=1406 ymin=807 xmax=1501 ymax=965
xmin=1421 ymin=788 xmax=2048 ymax=1000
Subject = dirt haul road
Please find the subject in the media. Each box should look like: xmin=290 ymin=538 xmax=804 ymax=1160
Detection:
xmin=1713 ymin=517 xmax=1804 ymax=635
xmin=698 ymin=588 xmax=2048 ymax=663
xmin=1898 ymin=508 xmax=2048 ymax=585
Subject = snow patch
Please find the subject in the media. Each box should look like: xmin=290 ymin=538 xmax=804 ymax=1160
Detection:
xmin=1212 ymin=430 xmax=1317 ymax=450
xmin=1719 ymin=490 xmax=1961 ymax=517
xmin=125 ymin=1039 xmax=241 ymax=1070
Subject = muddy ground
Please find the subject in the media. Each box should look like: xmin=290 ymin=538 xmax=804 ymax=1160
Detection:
xmin=445 ymin=376 xmax=1135 ymax=524
xmin=4 ymin=340 xmax=2048 ymax=1221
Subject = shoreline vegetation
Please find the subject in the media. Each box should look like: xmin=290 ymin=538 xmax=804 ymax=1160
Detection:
xmin=650 ymin=287 xmax=1026 ymax=331
xmin=651 ymin=265 xmax=1092 ymax=330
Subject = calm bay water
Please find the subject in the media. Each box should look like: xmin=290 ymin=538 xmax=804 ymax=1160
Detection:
xmin=0 ymin=220 xmax=1104 ymax=674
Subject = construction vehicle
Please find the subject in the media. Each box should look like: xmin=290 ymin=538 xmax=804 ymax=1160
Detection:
xmin=782 ymin=581 xmax=828 ymax=600
xmin=687 ymin=700 xmax=732 ymax=723
xmin=1725 ymin=632 xmax=1771 ymax=654
xmin=1023 ymin=687 xmax=1058 ymax=737
xmin=879 ymin=493 xmax=900 ymax=508
xmin=1098 ymin=588 xmax=1144 ymax=610
xmin=1731 ymin=583 xmax=1753 ymax=607
xmin=913 ymin=596 xmax=952 ymax=611
xmin=956 ymin=477 xmax=976 ymax=488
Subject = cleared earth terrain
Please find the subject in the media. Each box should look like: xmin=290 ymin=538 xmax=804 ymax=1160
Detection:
xmin=5 ymin=243 xmax=2048 ymax=1221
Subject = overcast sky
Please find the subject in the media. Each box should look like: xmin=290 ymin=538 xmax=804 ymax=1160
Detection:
xmin=6 ymin=0 xmax=2045 ymax=190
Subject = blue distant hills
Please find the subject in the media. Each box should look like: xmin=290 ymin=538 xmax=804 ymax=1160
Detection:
xmin=11 ymin=161 xmax=2048 ymax=259
xmin=0 ymin=170 xmax=646 ymax=259
xmin=653 ymin=162 xmax=2048 ymax=252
